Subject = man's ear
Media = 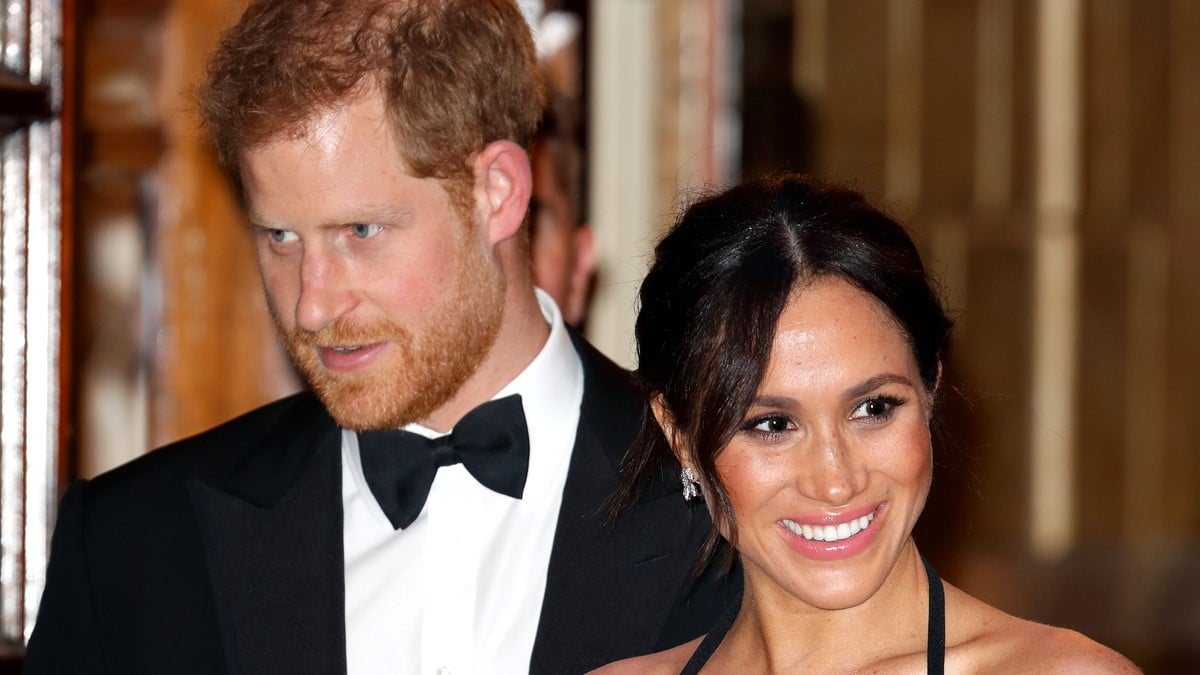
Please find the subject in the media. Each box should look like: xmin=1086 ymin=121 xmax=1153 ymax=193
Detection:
xmin=472 ymin=140 xmax=532 ymax=246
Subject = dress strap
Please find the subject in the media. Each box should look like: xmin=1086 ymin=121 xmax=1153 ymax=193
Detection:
xmin=924 ymin=557 xmax=946 ymax=675
xmin=679 ymin=589 xmax=740 ymax=675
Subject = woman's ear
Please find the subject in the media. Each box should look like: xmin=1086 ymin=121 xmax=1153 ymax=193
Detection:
xmin=926 ymin=360 xmax=944 ymax=419
xmin=650 ymin=394 xmax=690 ymax=467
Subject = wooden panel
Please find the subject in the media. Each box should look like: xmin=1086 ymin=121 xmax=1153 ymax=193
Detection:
xmin=1128 ymin=0 xmax=1170 ymax=222
xmin=1164 ymin=211 xmax=1200 ymax=534
xmin=819 ymin=0 xmax=888 ymax=194
xmin=150 ymin=0 xmax=298 ymax=447
xmin=80 ymin=15 xmax=162 ymax=130
xmin=972 ymin=0 xmax=1015 ymax=217
xmin=1082 ymin=0 xmax=1130 ymax=227
xmin=1167 ymin=0 xmax=1200 ymax=221
xmin=919 ymin=0 xmax=977 ymax=213
xmin=74 ymin=6 xmax=163 ymax=476
xmin=1119 ymin=226 xmax=1170 ymax=545
xmin=952 ymin=240 xmax=1033 ymax=546
xmin=1006 ymin=0 xmax=1038 ymax=215
xmin=1073 ymin=240 xmax=1129 ymax=542
xmin=1164 ymin=0 xmax=1200 ymax=536
xmin=74 ymin=175 xmax=149 ymax=477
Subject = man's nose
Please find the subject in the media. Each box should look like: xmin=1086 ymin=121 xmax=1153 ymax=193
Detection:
xmin=295 ymin=249 xmax=355 ymax=333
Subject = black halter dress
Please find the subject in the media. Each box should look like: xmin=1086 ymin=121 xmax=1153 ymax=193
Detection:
xmin=679 ymin=558 xmax=946 ymax=675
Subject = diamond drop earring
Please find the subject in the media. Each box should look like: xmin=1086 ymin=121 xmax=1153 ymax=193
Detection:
xmin=681 ymin=467 xmax=700 ymax=502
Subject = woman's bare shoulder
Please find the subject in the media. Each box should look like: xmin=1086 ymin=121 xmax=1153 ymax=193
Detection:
xmin=587 ymin=636 xmax=705 ymax=675
xmin=944 ymin=583 xmax=1141 ymax=673
xmin=964 ymin=618 xmax=1140 ymax=673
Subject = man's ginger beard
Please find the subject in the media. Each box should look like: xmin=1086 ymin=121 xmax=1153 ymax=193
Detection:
xmin=270 ymin=223 xmax=506 ymax=431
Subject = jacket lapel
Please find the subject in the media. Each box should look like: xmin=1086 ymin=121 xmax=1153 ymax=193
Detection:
xmin=530 ymin=335 xmax=709 ymax=673
xmin=188 ymin=393 xmax=348 ymax=675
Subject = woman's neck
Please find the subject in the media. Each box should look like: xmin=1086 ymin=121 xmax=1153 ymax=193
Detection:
xmin=718 ymin=541 xmax=931 ymax=673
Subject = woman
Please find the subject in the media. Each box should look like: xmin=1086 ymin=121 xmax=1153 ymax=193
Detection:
xmin=597 ymin=174 xmax=1138 ymax=673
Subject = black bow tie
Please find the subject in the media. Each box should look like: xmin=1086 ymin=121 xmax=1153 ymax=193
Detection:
xmin=356 ymin=394 xmax=530 ymax=530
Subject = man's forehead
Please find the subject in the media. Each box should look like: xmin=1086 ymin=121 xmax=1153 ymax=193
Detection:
xmin=238 ymin=101 xmax=408 ymax=178
xmin=246 ymin=87 xmax=390 ymax=148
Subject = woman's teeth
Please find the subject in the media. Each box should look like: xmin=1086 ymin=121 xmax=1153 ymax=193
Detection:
xmin=781 ymin=510 xmax=875 ymax=543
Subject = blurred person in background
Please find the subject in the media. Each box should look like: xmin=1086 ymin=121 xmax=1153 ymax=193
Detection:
xmin=530 ymin=6 xmax=595 ymax=327
xmin=530 ymin=89 xmax=595 ymax=327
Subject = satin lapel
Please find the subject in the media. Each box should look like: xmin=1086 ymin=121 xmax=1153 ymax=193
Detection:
xmin=531 ymin=335 xmax=704 ymax=673
xmin=188 ymin=396 xmax=348 ymax=675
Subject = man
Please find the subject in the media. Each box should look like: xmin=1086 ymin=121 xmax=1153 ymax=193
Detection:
xmin=24 ymin=1 xmax=731 ymax=673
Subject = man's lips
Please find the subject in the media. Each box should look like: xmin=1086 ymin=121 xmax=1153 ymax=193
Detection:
xmin=316 ymin=342 xmax=388 ymax=371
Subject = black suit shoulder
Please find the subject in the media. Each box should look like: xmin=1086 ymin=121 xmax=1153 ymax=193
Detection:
xmin=92 ymin=391 xmax=325 ymax=483
xmin=82 ymin=390 xmax=332 ymax=511
xmin=24 ymin=391 xmax=335 ymax=675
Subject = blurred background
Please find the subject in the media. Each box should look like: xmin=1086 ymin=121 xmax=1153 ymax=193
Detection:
xmin=2 ymin=0 xmax=1198 ymax=671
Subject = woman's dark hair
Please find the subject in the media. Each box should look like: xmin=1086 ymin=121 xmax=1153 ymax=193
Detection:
xmin=612 ymin=173 xmax=953 ymax=574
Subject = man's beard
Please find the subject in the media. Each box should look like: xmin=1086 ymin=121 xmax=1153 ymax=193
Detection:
xmin=271 ymin=234 xmax=506 ymax=431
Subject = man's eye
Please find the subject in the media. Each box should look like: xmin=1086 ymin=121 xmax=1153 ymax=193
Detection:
xmin=268 ymin=229 xmax=297 ymax=243
xmin=350 ymin=223 xmax=383 ymax=239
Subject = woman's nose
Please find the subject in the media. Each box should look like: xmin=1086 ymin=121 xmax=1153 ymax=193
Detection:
xmin=796 ymin=428 xmax=864 ymax=506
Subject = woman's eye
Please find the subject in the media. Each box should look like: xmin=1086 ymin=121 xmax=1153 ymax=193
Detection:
xmin=746 ymin=415 xmax=793 ymax=435
xmin=850 ymin=395 xmax=904 ymax=421
xmin=350 ymin=223 xmax=383 ymax=239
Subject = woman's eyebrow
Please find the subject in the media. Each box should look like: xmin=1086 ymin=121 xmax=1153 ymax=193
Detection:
xmin=844 ymin=373 xmax=913 ymax=399
xmin=749 ymin=394 xmax=799 ymax=409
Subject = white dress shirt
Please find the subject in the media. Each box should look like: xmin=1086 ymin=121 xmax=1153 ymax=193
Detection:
xmin=342 ymin=290 xmax=583 ymax=675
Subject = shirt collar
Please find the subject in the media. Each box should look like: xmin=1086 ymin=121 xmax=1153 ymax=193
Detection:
xmin=404 ymin=288 xmax=583 ymax=441
xmin=402 ymin=288 xmax=583 ymax=501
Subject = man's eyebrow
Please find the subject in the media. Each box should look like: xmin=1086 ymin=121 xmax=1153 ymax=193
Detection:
xmin=245 ymin=205 xmax=413 ymax=231
xmin=339 ymin=204 xmax=411 ymax=226
xmin=245 ymin=210 xmax=281 ymax=229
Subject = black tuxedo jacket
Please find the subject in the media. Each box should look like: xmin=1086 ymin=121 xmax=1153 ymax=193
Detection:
xmin=24 ymin=337 xmax=734 ymax=674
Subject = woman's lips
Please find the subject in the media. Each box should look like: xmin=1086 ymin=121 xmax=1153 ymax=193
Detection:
xmin=777 ymin=502 xmax=886 ymax=561
xmin=781 ymin=509 xmax=875 ymax=543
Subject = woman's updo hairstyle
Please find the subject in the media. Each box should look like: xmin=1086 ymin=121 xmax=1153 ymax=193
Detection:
xmin=614 ymin=173 xmax=952 ymax=573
